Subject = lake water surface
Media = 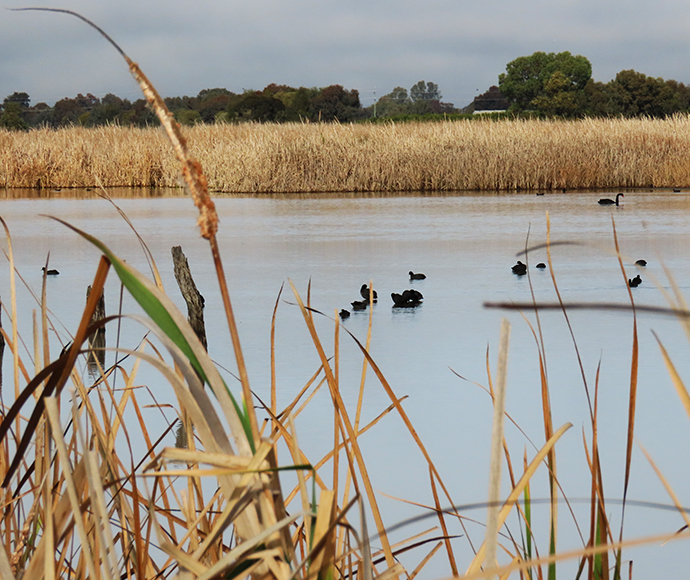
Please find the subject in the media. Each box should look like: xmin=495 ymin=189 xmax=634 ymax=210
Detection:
xmin=1 ymin=188 xmax=689 ymax=578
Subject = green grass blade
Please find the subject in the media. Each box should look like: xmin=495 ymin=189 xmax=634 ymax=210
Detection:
xmin=49 ymin=216 xmax=254 ymax=451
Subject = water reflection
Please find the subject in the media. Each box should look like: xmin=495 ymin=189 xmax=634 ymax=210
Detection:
xmin=1 ymin=185 xmax=677 ymax=201
xmin=0 ymin=187 xmax=188 ymax=200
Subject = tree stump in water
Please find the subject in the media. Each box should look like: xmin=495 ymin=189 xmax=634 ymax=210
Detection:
xmin=171 ymin=245 xmax=207 ymax=351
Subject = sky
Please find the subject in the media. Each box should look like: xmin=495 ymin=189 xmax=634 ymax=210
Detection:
xmin=1 ymin=0 xmax=690 ymax=110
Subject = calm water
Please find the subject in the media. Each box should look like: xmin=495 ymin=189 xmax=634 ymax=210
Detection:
xmin=1 ymin=188 xmax=689 ymax=577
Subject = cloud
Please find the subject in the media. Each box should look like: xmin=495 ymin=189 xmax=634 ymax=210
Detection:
xmin=1 ymin=0 xmax=689 ymax=109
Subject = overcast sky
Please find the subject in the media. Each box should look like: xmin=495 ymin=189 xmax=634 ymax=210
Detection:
xmin=1 ymin=0 xmax=689 ymax=109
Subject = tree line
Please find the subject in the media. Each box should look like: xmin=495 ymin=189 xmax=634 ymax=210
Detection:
xmin=497 ymin=51 xmax=690 ymax=118
xmin=2 ymin=52 xmax=690 ymax=129
xmin=0 ymin=83 xmax=367 ymax=130
xmin=0 ymin=79 xmax=458 ymax=130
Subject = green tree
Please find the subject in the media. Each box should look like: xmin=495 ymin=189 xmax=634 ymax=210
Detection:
xmin=279 ymin=87 xmax=315 ymax=121
xmin=4 ymin=92 xmax=30 ymax=109
xmin=499 ymin=51 xmax=592 ymax=114
xmin=531 ymin=71 xmax=583 ymax=116
xmin=88 ymin=93 xmax=128 ymax=126
xmin=410 ymin=81 xmax=441 ymax=102
xmin=174 ymin=109 xmax=201 ymax=126
xmin=228 ymin=92 xmax=286 ymax=122
xmin=0 ymin=101 xmax=29 ymax=130
xmin=371 ymin=87 xmax=411 ymax=117
xmin=388 ymin=87 xmax=409 ymax=104
xmin=308 ymin=85 xmax=361 ymax=122
xmin=196 ymin=88 xmax=236 ymax=123
xmin=605 ymin=70 xmax=682 ymax=117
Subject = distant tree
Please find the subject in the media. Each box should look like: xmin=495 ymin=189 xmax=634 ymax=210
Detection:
xmin=372 ymin=87 xmax=411 ymax=117
xmin=261 ymin=84 xmax=295 ymax=97
xmin=472 ymin=86 xmax=510 ymax=112
xmin=88 ymin=93 xmax=128 ymax=125
xmin=24 ymin=102 xmax=52 ymax=127
xmin=410 ymin=81 xmax=441 ymax=102
xmin=606 ymin=69 xmax=681 ymax=117
xmin=531 ymin=71 xmax=585 ymax=116
xmin=197 ymin=93 xmax=236 ymax=123
xmin=164 ymin=95 xmax=197 ymax=114
xmin=197 ymin=87 xmax=233 ymax=102
xmin=0 ymin=101 xmax=29 ymax=130
xmin=278 ymin=87 xmax=315 ymax=121
xmin=499 ymin=51 xmax=592 ymax=114
xmin=53 ymin=96 xmax=88 ymax=126
xmin=580 ymin=80 xmax=616 ymax=116
xmin=130 ymin=98 xmax=159 ymax=126
xmin=3 ymin=92 xmax=30 ymax=109
xmin=308 ymin=85 xmax=361 ymax=122
xmin=76 ymin=93 xmax=100 ymax=110
xmin=663 ymin=79 xmax=690 ymax=112
xmin=227 ymin=92 xmax=286 ymax=122
xmin=387 ymin=87 xmax=409 ymax=104
xmin=175 ymin=109 xmax=201 ymax=126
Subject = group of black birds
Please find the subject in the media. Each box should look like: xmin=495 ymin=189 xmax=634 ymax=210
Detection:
xmin=628 ymin=259 xmax=647 ymax=287
xmin=511 ymin=257 xmax=647 ymax=287
xmin=339 ymin=271 xmax=426 ymax=319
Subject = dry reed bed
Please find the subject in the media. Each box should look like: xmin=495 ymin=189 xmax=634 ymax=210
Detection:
xmin=2 ymin=116 xmax=690 ymax=192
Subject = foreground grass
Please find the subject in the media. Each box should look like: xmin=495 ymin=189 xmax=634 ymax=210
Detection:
xmin=3 ymin=116 xmax=690 ymax=192
xmin=2 ymin=11 xmax=690 ymax=577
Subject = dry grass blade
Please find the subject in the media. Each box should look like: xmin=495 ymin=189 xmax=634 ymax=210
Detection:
xmin=43 ymin=397 xmax=100 ymax=580
xmin=0 ymin=544 xmax=13 ymax=580
xmin=485 ymin=319 xmax=510 ymax=571
xmin=653 ymin=332 xmax=690 ymax=420
xmin=310 ymin=489 xmax=336 ymax=579
xmin=458 ymin=530 xmax=690 ymax=580
xmin=429 ymin=468 xmax=459 ymax=576
xmin=0 ymin=216 xmax=20 ymax=401
xmin=288 ymin=280 xmax=396 ymax=572
xmin=638 ymin=444 xmax=690 ymax=530
xmin=611 ymin=215 xmax=639 ymax=578
xmin=408 ymin=541 xmax=444 ymax=580
xmin=466 ymin=422 xmax=573 ymax=575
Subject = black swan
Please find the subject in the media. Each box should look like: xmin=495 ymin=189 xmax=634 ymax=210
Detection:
xmin=360 ymin=284 xmax=378 ymax=302
xmin=512 ymin=261 xmax=527 ymax=275
xmin=635 ymin=259 xmax=647 ymax=267
xmin=598 ymin=193 xmax=624 ymax=206
xmin=409 ymin=271 xmax=426 ymax=280
xmin=628 ymin=274 xmax=642 ymax=288
xmin=339 ymin=309 xmax=350 ymax=319
xmin=391 ymin=292 xmax=406 ymax=306
xmin=351 ymin=300 xmax=368 ymax=310
xmin=392 ymin=289 xmax=423 ymax=307
xmin=402 ymin=289 xmax=423 ymax=302
xmin=536 ymin=263 xmax=546 ymax=269
xmin=42 ymin=267 xmax=59 ymax=275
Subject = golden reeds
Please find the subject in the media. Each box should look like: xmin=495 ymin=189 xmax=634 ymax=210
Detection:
xmin=3 ymin=116 xmax=690 ymax=192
